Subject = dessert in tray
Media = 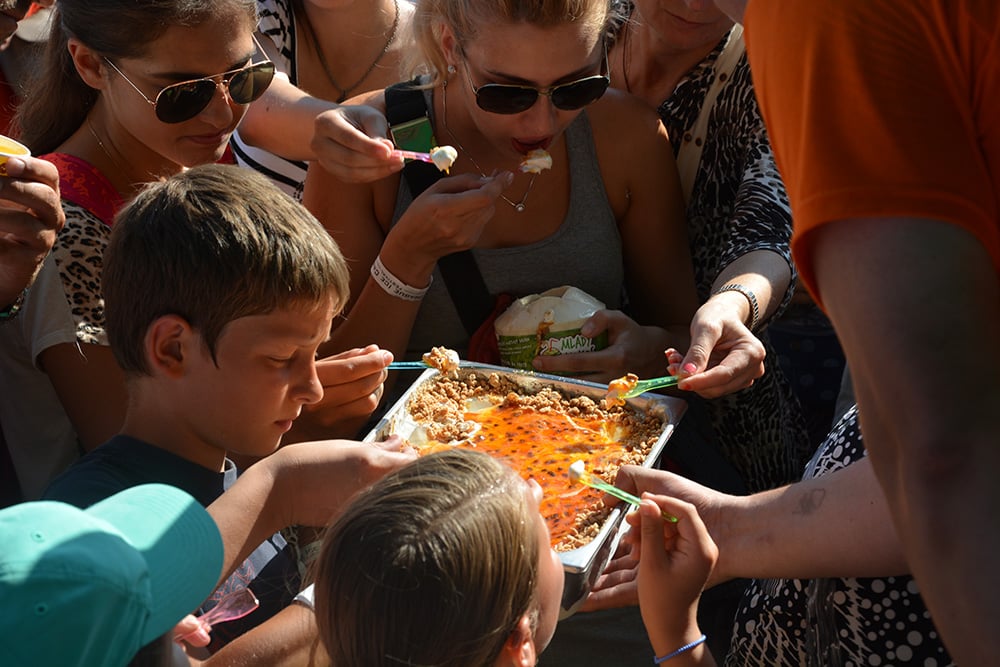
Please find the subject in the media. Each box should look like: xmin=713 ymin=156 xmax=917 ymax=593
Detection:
xmin=365 ymin=363 xmax=685 ymax=613
xmin=405 ymin=371 xmax=664 ymax=552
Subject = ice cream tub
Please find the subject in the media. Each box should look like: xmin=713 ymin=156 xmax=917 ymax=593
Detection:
xmin=494 ymin=286 xmax=608 ymax=372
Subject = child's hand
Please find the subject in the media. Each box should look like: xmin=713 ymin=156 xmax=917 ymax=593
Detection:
xmin=635 ymin=494 xmax=718 ymax=660
xmin=291 ymin=345 xmax=392 ymax=440
xmin=173 ymin=613 xmax=210 ymax=647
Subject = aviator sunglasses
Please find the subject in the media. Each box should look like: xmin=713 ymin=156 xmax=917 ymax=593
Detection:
xmin=461 ymin=45 xmax=609 ymax=115
xmin=103 ymin=38 xmax=275 ymax=124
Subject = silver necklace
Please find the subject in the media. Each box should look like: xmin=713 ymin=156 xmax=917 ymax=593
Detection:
xmin=300 ymin=0 xmax=400 ymax=103
xmin=441 ymin=78 xmax=538 ymax=213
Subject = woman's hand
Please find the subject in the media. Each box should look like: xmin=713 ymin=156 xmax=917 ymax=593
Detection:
xmin=668 ymin=293 xmax=766 ymax=398
xmin=311 ymin=104 xmax=405 ymax=183
xmin=530 ymin=310 xmax=675 ymax=382
xmin=379 ymin=172 xmax=512 ymax=287
xmin=289 ymin=345 xmax=393 ymax=441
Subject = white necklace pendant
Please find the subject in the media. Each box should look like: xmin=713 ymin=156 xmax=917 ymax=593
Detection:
xmin=515 ymin=203 xmax=526 ymax=212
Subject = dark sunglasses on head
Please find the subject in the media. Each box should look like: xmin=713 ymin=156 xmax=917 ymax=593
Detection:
xmin=462 ymin=47 xmax=609 ymax=115
xmin=103 ymin=44 xmax=275 ymax=124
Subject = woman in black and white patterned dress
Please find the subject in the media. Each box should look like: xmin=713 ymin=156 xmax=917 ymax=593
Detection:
xmin=604 ymin=0 xmax=811 ymax=495
xmin=726 ymin=408 xmax=953 ymax=666
xmin=592 ymin=408 xmax=954 ymax=666
xmin=539 ymin=3 xmax=810 ymax=664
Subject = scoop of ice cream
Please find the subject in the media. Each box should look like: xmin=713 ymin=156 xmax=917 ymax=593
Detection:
xmin=494 ymin=286 xmax=605 ymax=337
xmin=430 ymin=145 xmax=458 ymax=173
xmin=568 ymin=459 xmax=587 ymax=482
xmin=422 ymin=346 xmax=460 ymax=373
xmin=519 ymin=149 xmax=552 ymax=174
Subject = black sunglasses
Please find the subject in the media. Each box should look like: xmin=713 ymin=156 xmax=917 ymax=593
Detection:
xmin=103 ymin=45 xmax=275 ymax=124
xmin=461 ymin=47 xmax=609 ymax=115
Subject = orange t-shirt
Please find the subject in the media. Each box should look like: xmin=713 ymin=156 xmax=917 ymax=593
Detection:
xmin=744 ymin=0 xmax=1000 ymax=303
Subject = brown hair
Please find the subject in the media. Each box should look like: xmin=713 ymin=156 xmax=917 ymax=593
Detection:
xmin=315 ymin=449 xmax=541 ymax=666
xmin=407 ymin=0 xmax=617 ymax=84
xmin=102 ymin=164 xmax=350 ymax=375
xmin=14 ymin=0 xmax=257 ymax=154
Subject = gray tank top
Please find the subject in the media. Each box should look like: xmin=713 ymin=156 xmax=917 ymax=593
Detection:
xmin=391 ymin=110 xmax=623 ymax=358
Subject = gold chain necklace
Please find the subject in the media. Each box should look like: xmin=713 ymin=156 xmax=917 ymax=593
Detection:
xmin=440 ymin=79 xmax=537 ymax=213
xmin=86 ymin=117 xmax=158 ymax=190
xmin=299 ymin=0 xmax=400 ymax=103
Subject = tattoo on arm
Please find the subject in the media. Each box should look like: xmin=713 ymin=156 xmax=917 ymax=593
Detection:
xmin=793 ymin=488 xmax=826 ymax=516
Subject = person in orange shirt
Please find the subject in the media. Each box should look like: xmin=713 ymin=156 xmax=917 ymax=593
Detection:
xmin=666 ymin=0 xmax=999 ymax=663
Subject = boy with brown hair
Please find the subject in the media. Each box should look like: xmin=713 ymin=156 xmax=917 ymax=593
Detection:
xmin=43 ymin=164 xmax=413 ymax=650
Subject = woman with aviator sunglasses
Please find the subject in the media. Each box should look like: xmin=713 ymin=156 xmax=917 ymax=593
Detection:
xmin=303 ymin=0 xmax=700 ymax=389
xmin=0 ymin=1 xmax=272 ymax=501
xmin=0 ymin=0 xmax=399 ymax=507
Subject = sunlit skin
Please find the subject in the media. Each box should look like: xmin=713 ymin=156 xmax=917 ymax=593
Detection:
xmin=679 ymin=0 xmax=746 ymax=23
xmin=439 ymin=20 xmax=604 ymax=172
xmin=635 ymin=0 xmax=734 ymax=54
xmin=65 ymin=9 xmax=260 ymax=195
xmin=122 ymin=299 xmax=337 ymax=472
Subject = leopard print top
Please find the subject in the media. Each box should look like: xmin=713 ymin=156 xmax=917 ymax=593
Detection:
xmin=40 ymin=152 xmax=120 ymax=347
xmin=48 ymin=200 xmax=112 ymax=346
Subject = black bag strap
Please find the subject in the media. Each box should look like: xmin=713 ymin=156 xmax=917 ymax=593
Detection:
xmin=384 ymin=81 xmax=495 ymax=335
xmin=385 ymin=81 xmax=443 ymax=197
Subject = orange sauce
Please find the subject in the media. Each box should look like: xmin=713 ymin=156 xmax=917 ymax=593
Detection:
xmin=419 ymin=402 xmax=631 ymax=547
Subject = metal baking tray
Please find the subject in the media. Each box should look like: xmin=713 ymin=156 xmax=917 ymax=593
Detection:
xmin=363 ymin=363 xmax=687 ymax=616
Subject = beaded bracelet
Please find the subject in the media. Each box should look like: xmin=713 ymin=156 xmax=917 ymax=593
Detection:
xmin=370 ymin=255 xmax=431 ymax=302
xmin=0 ymin=287 xmax=28 ymax=323
xmin=654 ymin=634 xmax=707 ymax=664
xmin=713 ymin=283 xmax=760 ymax=332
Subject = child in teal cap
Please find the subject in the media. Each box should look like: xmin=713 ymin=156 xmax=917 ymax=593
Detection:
xmin=0 ymin=483 xmax=223 ymax=667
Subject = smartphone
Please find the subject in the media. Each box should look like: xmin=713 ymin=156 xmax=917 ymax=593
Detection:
xmin=390 ymin=115 xmax=437 ymax=153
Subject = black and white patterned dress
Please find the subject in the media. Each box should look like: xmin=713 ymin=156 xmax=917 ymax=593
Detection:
xmin=613 ymin=8 xmax=811 ymax=493
xmin=726 ymin=407 xmax=954 ymax=666
xmin=231 ymin=0 xmax=308 ymax=197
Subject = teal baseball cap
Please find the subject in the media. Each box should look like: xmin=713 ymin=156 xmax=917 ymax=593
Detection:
xmin=0 ymin=484 xmax=224 ymax=667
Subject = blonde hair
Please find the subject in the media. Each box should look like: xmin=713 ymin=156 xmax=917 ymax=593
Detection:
xmin=407 ymin=0 xmax=617 ymax=84
xmin=315 ymin=449 xmax=542 ymax=666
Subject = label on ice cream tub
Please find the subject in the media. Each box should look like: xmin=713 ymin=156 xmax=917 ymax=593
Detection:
xmin=494 ymin=286 xmax=608 ymax=374
xmin=498 ymin=327 xmax=609 ymax=372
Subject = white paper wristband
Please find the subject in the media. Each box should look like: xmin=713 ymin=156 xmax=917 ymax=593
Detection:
xmin=370 ymin=255 xmax=431 ymax=302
